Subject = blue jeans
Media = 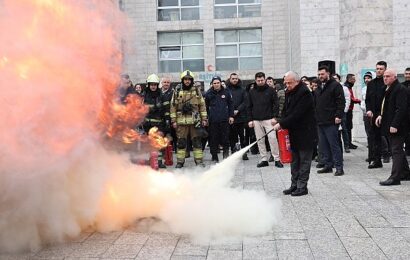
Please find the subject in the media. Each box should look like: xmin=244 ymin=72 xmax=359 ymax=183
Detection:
xmin=318 ymin=124 xmax=343 ymax=171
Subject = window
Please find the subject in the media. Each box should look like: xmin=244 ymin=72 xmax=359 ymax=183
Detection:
xmin=214 ymin=0 xmax=261 ymax=19
xmin=158 ymin=0 xmax=200 ymax=21
xmin=158 ymin=31 xmax=204 ymax=73
xmin=215 ymin=29 xmax=262 ymax=71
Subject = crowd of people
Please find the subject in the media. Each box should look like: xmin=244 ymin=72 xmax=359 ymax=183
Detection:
xmin=117 ymin=63 xmax=410 ymax=196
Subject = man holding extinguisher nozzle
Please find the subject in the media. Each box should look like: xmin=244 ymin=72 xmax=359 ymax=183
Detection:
xmin=273 ymin=71 xmax=316 ymax=196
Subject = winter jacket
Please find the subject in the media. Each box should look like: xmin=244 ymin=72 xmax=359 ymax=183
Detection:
xmin=247 ymin=84 xmax=279 ymax=121
xmin=226 ymin=79 xmax=248 ymax=123
xmin=365 ymin=77 xmax=386 ymax=119
xmin=277 ymin=88 xmax=286 ymax=119
xmin=205 ymin=87 xmax=234 ymax=123
xmin=380 ymin=80 xmax=409 ymax=136
xmin=280 ymin=82 xmax=316 ymax=150
xmin=313 ymin=78 xmax=345 ymax=125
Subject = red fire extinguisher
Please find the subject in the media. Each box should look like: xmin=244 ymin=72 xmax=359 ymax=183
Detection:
xmin=164 ymin=142 xmax=173 ymax=166
xmin=277 ymin=129 xmax=292 ymax=163
xmin=150 ymin=151 xmax=159 ymax=170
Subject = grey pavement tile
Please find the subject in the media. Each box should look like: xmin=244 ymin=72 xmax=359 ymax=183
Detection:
xmin=340 ymin=237 xmax=387 ymax=260
xmin=243 ymin=182 xmax=264 ymax=190
xmin=32 ymin=243 xmax=79 ymax=259
xmin=135 ymin=245 xmax=175 ymax=260
xmin=209 ymin=239 xmax=242 ymax=251
xmin=101 ymin=244 xmax=143 ymax=259
xmin=366 ymin=227 xmax=410 ymax=259
xmin=0 ymin=253 xmax=32 ymax=260
xmin=114 ymin=230 xmax=149 ymax=245
xmin=84 ymin=231 xmax=123 ymax=243
xmin=276 ymin=240 xmax=313 ymax=260
xmin=384 ymin=213 xmax=410 ymax=227
xmin=305 ymin=229 xmax=350 ymax=259
xmin=65 ymin=258 xmax=98 ymax=260
xmin=244 ymin=171 xmax=262 ymax=183
xmin=243 ymin=240 xmax=277 ymax=260
xmin=173 ymin=238 xmax=209 ymax=256
xmin=354 ymin=215 xmax=391 ymax=228
xmin=70 ymin=232 xmax=93 ymax=243
xmin=327 ymin=215 xmax=369 ymax=238
xmin=206 ymin=249 xmax=242 ymax=260
xmin=171 ymin=256 xmax=206 ymax=260
xmin=274 ymin=232 xmax=306 ymax=240
xmin=69 ymin=242 xmax=110 ymax=258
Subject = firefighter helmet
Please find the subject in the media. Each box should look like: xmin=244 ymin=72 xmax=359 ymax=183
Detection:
xmin=147 ymin=74 xmax=160 ymax=84
xmin=180 ymin=70 xmax=195 ymax=80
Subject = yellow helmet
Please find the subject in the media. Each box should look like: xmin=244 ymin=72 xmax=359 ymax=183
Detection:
xmin=180 ymin=70 xmax=195 ymax=80
xmin=146 ymin=74 xmax=160 ymax=84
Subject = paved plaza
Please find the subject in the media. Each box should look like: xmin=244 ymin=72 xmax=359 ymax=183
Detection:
xmin=3 ymin=143 xmax=410 ymax=260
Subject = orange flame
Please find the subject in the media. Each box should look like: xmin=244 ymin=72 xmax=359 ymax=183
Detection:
xmin=148 ymin=127 xmax=169 ymax=149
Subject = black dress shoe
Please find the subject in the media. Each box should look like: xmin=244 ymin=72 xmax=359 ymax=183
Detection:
xmin=349 ymin=143 xmax=358 ymax=149
xmin=316 ymin=163 xmax=325 ymax=168
xmin=334 ymin=169 xmax=344 ymax=176
xmin=344 ymin=147 xmax=350 ymax=153
xmin=368 ymin=161 xmax=383 ymax=169
xmin=275 ymin=161 xmax=284 ymax=168
xmin=291 ymin=188 xmax=308 ymax=196
xmin=379 ymin=179 xmax=400 ymax=186
xmin=211 ymin=155 xmax=219 ymax=163
xmin=317 ymin=167 xmax=332 ymax=174
xmin=158 ymin=162 xmax=167 ymax=169
xmin=269 ymin=155 xmax=274 ymax=162
xmin=257 ymin=161 xmax=269 ymax=168
xmin=242 ymin=153 xmax=249 ymax=160
xmin=175 ymin=163 xmax=184 ymax=168
xmin=283 ymin=186 xmax=297 ymax=195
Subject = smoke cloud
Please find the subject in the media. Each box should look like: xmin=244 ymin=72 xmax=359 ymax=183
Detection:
xmin=0 ymin=0 xmax=281 ymax=253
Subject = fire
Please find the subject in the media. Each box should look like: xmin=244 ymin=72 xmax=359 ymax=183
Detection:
xmin=148 ymin=127 xmax=169 ymax=149
xmin=99 ymin=94 xmax=148 ymax=145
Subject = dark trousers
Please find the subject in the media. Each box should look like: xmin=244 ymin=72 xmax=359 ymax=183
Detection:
xmin=209 ymin=121 xmax=230 ymax=156
xmin=229 ymin=122 xmax=246 ymax=152
xmin=318 ymin=124 xmax=343 ymax=171
xmin=290 ymin=149 xmax=313 ymax=189
xmin=346 ymin=110 xmax=353 ymax=144
xmin=341 ymin=112 xmax=350 ymax=148
xmin=368 ymin=124 xmax=382 ymax=163
xmin=388 ymin=134 xmax=410 ymax=181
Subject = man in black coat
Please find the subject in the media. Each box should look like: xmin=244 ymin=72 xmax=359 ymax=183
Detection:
xmin=366 ymin=61 xmax=388 ymax=168
xmin=226 ymin=73 xmax=249 ymax=160
xmin=314 ymin=65 xmax=345 ymax=176
xmin=376 ymin=69 xmax=410 ymax=185
xmin=273 ymin=71 xmax=316 ymax=196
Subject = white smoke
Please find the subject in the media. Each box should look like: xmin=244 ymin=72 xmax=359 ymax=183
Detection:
xmin=0 ymin=0 xmax=281 ymax=253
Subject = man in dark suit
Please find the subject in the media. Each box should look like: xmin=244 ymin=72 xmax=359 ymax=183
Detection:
xmin=376 ymin=69 xmax=410 ymax=185
xmin=273 ymin=71 xmax=316 ymax=196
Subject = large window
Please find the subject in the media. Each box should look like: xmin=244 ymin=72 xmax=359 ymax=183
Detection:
xmin=214 ymin=0 xmax=261 ymax=19
xmin=158 ymin=0 xmax=200 ymax=21
xmin=158 ymin=31 xmax=204 ymax=73
xmin=215 ymin=29 xmax=262 ymax=71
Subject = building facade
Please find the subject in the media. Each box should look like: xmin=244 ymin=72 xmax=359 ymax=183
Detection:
xmin=121 ymin=0 xmax=410 ymax=141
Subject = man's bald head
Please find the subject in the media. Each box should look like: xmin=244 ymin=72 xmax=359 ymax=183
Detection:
xmin=284 ymin=71 xmax=300 ymax=91
xmin=161 ymin=76 xmax=172 ymax=91
xmin=383 ymin=69 xmax=397 ymax=86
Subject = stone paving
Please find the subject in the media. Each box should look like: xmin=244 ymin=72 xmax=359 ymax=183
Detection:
xmin=3 ymin=144 xmax=410 ymax=260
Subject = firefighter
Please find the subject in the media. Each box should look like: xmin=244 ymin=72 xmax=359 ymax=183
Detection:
xmin=143 ymin=74 xmax=167 ymax=168
xmin=170 ymin=70 xmax=208 ymax=168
